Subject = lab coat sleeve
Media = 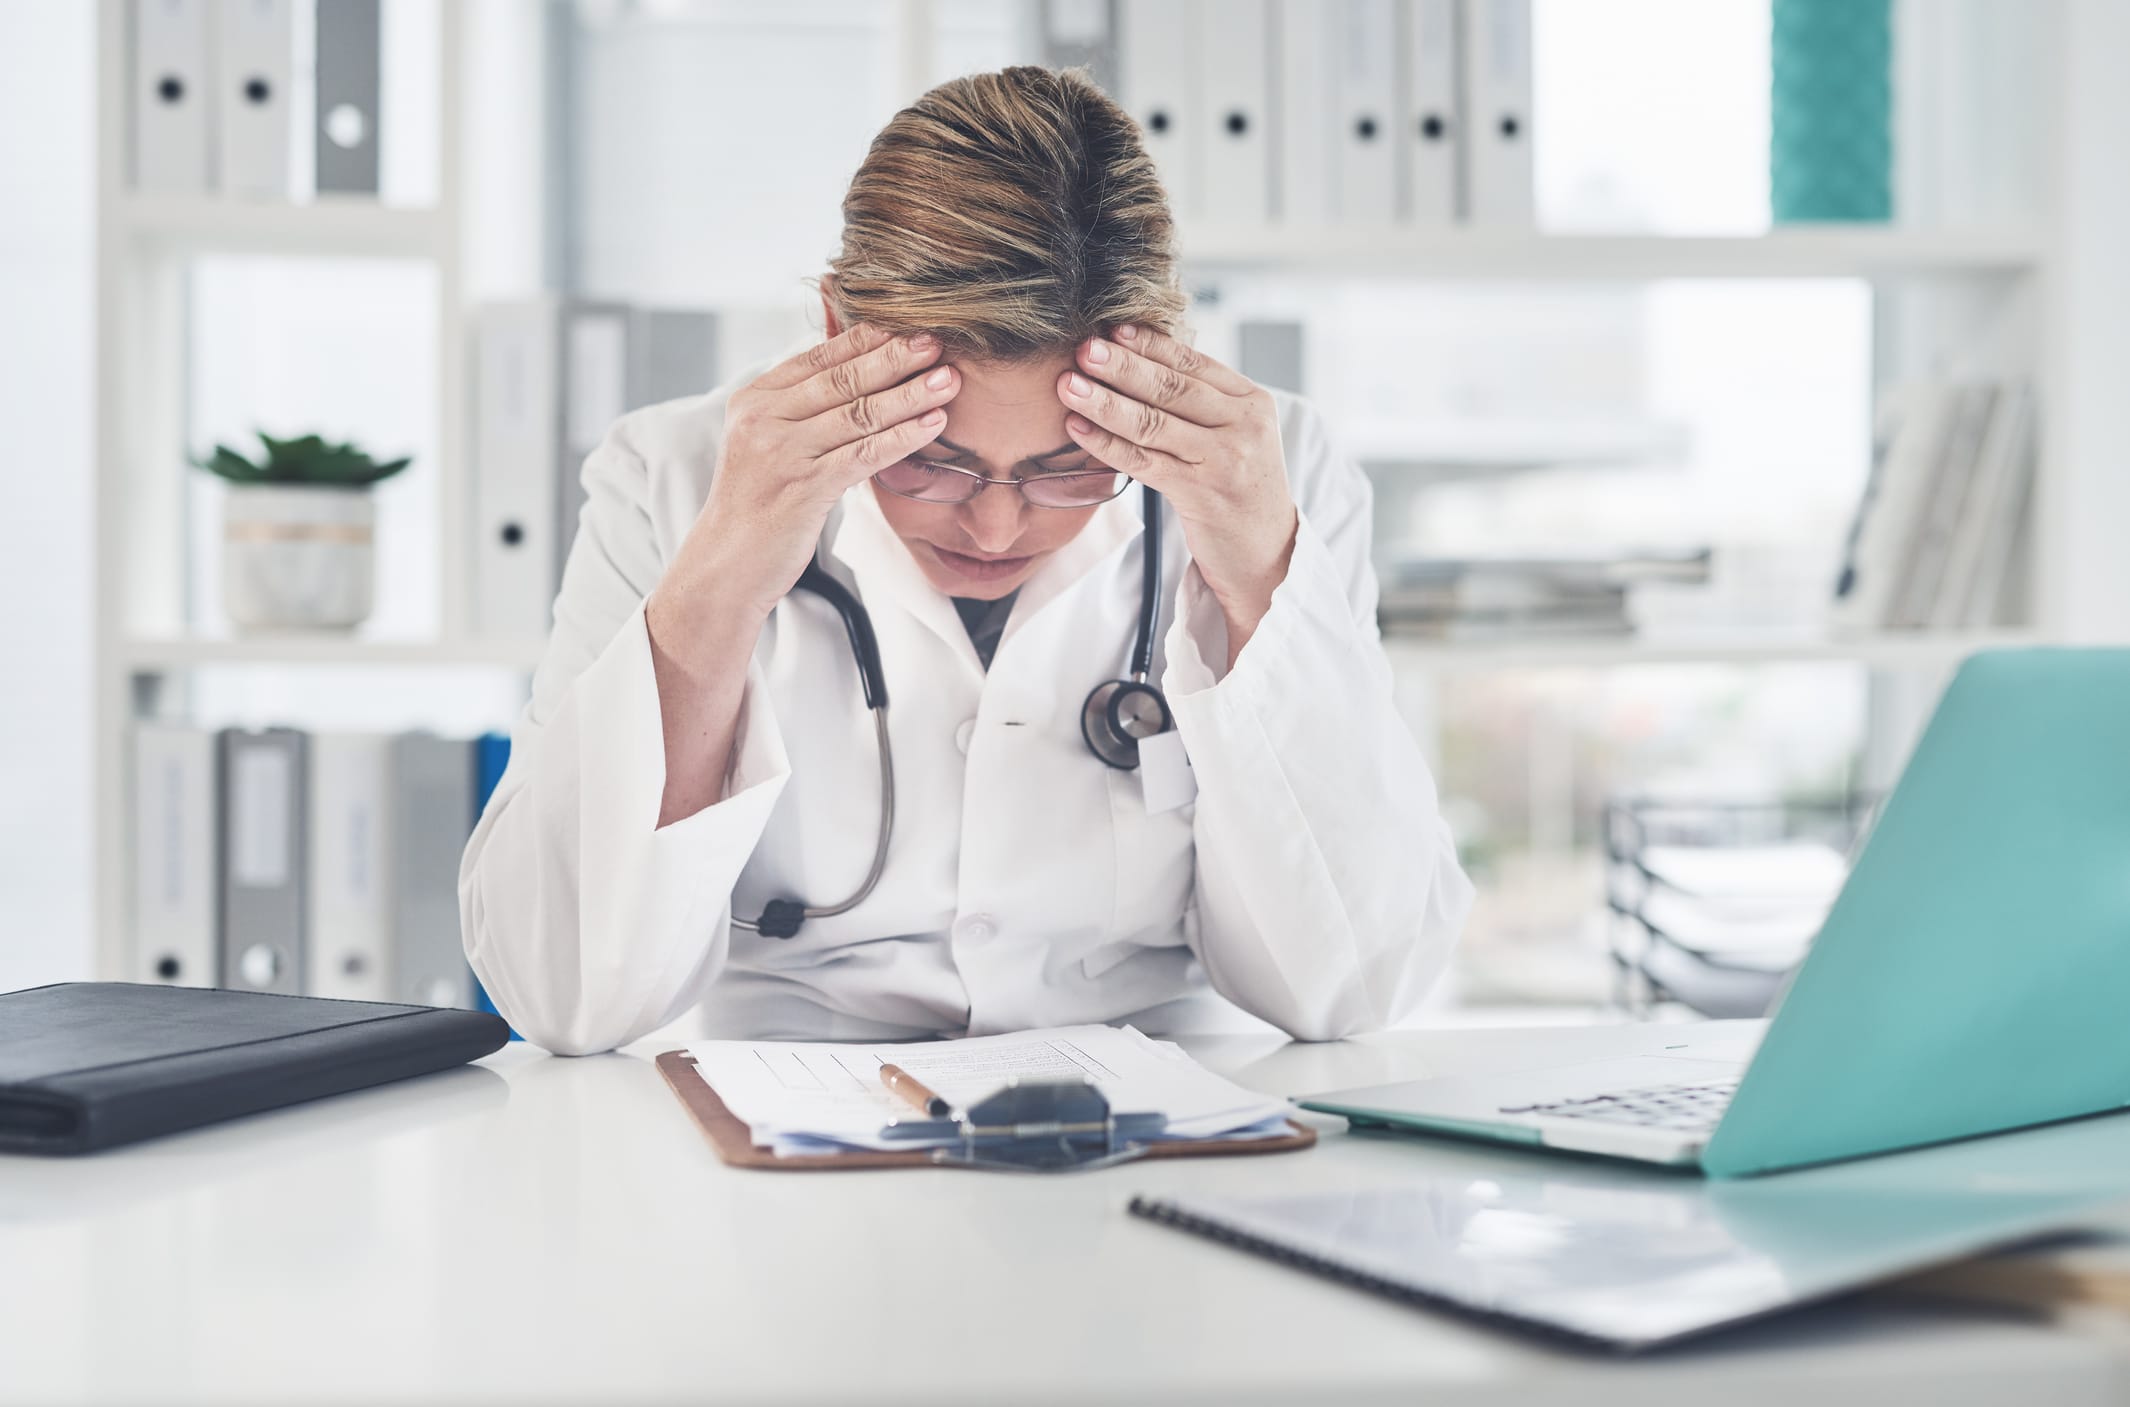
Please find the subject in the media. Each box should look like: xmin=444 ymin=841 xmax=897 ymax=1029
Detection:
xmin=458 ymin=423 xmax=792 ymax=1056
xmin=1160 ymin=404 xmax=1475 ymax=1041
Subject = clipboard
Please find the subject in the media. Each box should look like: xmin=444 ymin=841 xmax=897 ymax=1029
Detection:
xmin=655 ymin=1050 xmax=1317 ymax=1171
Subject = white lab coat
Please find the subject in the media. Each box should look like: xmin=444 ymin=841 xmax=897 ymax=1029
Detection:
xmin=459 ymin=362 xmax=1473 ymax=1055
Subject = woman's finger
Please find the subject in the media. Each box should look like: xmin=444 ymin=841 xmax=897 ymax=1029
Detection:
xmin=1057 ymin=368 xmax=1211 ymax=463
xmin=817 ymin=405 xmax=951 ymax=487
xmin=1112 ymin=324 xmax=1257 ymax=399
xmin=1075 ymin=334 xmax=1231 ymax=428
xmin=777 ymin=331 xmax=944 ymax=422
xmin=1063 ymin=411 xmax=1189 ymax=491
xmin=751 ymin=321 xmax=893 ymax=392
xmin=799 ymin=360 xmax=960 ymax=455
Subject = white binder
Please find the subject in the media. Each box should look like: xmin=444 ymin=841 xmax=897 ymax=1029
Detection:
xmin=306 ymin=732 xmax=394 ymax=1002
xmin=1196 ymin=0 xmax=1272 ymax=224
xmin=390 ymin=735 xmax=477 ymax=1010
xmin=1461 ymin=0 xmax=1535 ymax=226
xmin=218 ymin=728 xmax=308 ymax=997
xmin=1273 ymin=0 xmax=1335 ymax=225
xmin=313 ymin=0 xmax=380 ymax=195
xmin=132 ymin=0 xmax=212 ymax=195
xmin=1119 ymin=0 xmax=1201 ymax=218
xmin=1403 ymin=0 xmax=1460 ymax=224
xmin=214 ymin=0 xmax=291 ymax=197
xmin=133 ymin=725 xmax=220 ymax=988
xmin=1040 ymin=0 xmax=1118 ymax=93
xmin=472 ymin=300 xmax=569 ymax=642
xmin=1332 ymin=0 xmax=1398 ymax=223
xmin=474 ymin=300 xmax=719 ymax=641
xmin=472 ymin=299 xmax=620 ymax=641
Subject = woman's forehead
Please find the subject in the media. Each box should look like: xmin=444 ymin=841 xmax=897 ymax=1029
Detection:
xmin=935 ymin=352 xmax=1085 ymax=465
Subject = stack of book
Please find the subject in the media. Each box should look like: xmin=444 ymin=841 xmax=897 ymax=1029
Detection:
xmin=1378 ymin=548 xmax=1714 ymax=639
xmin=131 ymin=724 xmax=512 ymax=1011
xmin=1832 ymin=380 xmax=2037 ymax=631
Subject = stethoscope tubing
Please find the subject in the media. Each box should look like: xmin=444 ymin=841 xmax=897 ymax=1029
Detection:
xmin=734 ymin=485 xmax=1167 ymax=937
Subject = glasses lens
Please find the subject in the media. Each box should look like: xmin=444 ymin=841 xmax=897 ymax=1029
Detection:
xmin=1023 ymin=470 xmax=1127 ymax=508
xmin=875 ymin=458 xmax=980 ymax=503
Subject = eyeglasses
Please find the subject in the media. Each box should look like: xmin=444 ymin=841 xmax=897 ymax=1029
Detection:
xmin=874 ymin=457 xmax=1129 ymax=509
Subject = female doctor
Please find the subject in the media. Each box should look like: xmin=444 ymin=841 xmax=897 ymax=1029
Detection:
xmin=459 ymin=66 xmax=1473 ymax=1055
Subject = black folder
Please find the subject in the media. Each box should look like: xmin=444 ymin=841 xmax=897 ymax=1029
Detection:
xmin=0 ymin=982 xmax=510 ymax=1155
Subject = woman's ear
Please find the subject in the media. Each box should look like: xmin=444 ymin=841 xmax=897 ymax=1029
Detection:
xmin=819 ymin=278 xmax=842 ymax=338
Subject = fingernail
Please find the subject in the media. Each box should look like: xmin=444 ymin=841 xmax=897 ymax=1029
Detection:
xmin=922 ymin=408 xmax=947 ymax=427
xmin=1115 ymin=324 xmax=1140 ymax=342
xmin=906 ymin=333 xmax=936 ymax=353
xmin=1066 ymin=414 xmax=1093 ymax=435
xmin=925 ymin=366 xmax=953 ymax=389
xmin=1067 ymin=373 xmax=1093 ymax=398
xmin=1085 ymin=338 xmax=1111 ymax=365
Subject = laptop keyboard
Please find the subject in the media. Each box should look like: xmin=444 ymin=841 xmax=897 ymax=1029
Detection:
xmin=1501 ymin=1079 xmax=1740 ymax=1133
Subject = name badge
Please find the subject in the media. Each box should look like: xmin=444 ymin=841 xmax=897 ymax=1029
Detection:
xmin=1138 ymin=730 xmax=1197 ymax=814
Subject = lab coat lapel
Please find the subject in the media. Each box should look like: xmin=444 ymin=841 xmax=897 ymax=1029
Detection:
xmin=824 ymin=480 xmax=1146 ymax=671
xmin=826 ymin=484 xmax=985 ymax=677
xmin=997 ymin=484 xmax=1144 ymax=650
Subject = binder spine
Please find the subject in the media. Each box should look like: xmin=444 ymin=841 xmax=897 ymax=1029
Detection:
xmin=313 ymin=0 xmax=380 ymax=195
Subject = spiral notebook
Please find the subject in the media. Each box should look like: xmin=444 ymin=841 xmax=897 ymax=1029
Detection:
xmin=1130 ymin=1113 xmax=2130 ymax=1352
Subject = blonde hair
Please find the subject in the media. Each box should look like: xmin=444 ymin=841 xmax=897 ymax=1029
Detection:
xmin=823 ymin=66 xmax=1187 ymax=362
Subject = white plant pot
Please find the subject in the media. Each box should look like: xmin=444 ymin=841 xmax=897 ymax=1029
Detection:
xmin=221 ymin=484 xmax=376 ymax=632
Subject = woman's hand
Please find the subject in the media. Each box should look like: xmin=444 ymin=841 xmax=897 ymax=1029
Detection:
xmin=1055 ymin=326 xmax=1298 ymax=667
xmin=643 ymin=323 xmax=958 ymax=826
xmin=660 ymin=322 xmax=962 ymax=628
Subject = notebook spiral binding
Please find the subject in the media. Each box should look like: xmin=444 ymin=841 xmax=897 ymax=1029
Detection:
xmin=1124 ymin=1196 xmax=1626 ymax=1354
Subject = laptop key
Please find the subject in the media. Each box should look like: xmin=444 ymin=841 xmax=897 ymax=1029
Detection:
xmin=1505 ymin=1079 xmax=1741 ymax=1132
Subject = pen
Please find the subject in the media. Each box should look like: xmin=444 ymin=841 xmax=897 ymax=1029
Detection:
xmin=879 ymin=1062 xmax=952 ymax=1119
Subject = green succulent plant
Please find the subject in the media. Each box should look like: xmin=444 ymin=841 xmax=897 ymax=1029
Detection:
xmin=193 ymin=431 xmax=412 ymax=489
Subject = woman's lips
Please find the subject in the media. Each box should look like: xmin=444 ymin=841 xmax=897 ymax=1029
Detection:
xmin=930 ymin=545 xmax=1033 ymax=583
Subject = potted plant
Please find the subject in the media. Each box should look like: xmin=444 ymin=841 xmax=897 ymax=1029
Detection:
xmin=194 ymin=432 xmax=412 ymax=632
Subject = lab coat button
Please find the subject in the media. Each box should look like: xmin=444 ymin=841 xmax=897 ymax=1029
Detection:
xmin=956 ymin=914 xmax=996 ymax=942
xmin=954 ymin=719 xmax=975 ymax=755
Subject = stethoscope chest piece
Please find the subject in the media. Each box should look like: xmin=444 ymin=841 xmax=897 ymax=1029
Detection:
xmin=1081 ymin=678 xmax=1174 ymax=771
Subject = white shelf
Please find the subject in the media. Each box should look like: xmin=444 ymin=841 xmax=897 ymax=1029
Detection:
xmin=1349 ymin=417 xmax=1693 ymax=474
xmin=1381 ymin=628 xmax=2044 ymax=671
xmin=115 ymin=195 xmax=448 ymax=259
xmin=1179 ymin=225 xmax=2049 ymax=280
xmin=121 ymin=636 xmax=546 ymax=671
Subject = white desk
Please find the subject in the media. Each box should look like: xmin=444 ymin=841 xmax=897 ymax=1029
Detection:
xmin=4 ymin=1021 xmax=2126 ymax=1406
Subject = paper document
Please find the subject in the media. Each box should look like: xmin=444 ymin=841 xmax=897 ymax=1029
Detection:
xmin=686 ymin=1025 xmax=1290 ymax=1155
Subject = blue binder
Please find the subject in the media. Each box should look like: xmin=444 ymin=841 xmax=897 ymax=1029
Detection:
xmin=471 ymin=733 xmax=518 ymax=1038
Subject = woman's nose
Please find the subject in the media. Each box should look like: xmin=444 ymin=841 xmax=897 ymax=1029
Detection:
xmin=959 ymin=481 xmax=1027 ymax=554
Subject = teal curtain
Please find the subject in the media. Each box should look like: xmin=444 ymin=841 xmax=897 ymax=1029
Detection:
xmin=1770 ymin=0 xmax=1893 ymax=223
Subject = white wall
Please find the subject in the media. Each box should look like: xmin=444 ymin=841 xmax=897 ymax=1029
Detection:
xmin=0 ymin=0 xmax=94 ymax=988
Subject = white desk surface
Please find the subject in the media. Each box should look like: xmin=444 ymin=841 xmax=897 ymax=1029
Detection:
xmin=4 ymin=1019 xmax=2127 ymax=1407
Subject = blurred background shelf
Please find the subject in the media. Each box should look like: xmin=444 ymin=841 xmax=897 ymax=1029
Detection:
xmin=112 ymin=194 xmax=448 ymax=258
xmin=1379 ymin=628 xmax=2042 ymax=671
xmin=1348 ymin=417 xmax=1694 ymax=478
xmin=27 ymin=0 xmax=2124 ymax=1018
xmin=119 ymin=635 xmax=546 ymax=671
xmin=1177 ymin=225 xmax=2050 ymax=279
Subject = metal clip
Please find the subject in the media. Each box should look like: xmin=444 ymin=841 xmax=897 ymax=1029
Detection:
xmin=921 ymin=1078 xmax=1164 ymax=1174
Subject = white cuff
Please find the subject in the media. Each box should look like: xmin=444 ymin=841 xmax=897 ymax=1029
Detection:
xmin=1160 ymin=509 xmax=1356 ymax=712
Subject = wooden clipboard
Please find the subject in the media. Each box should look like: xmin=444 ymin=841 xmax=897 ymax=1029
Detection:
xmin=655 ymin=1049 xmax=1317 ymax=1171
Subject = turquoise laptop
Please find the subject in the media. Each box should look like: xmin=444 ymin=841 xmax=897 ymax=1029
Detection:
xmin=1303 ymin=649 xmax=2130 ymax=1177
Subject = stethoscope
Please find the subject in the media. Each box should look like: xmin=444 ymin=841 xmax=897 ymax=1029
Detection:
xmin=732 ymin=487 xmax=1172 ymax=940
